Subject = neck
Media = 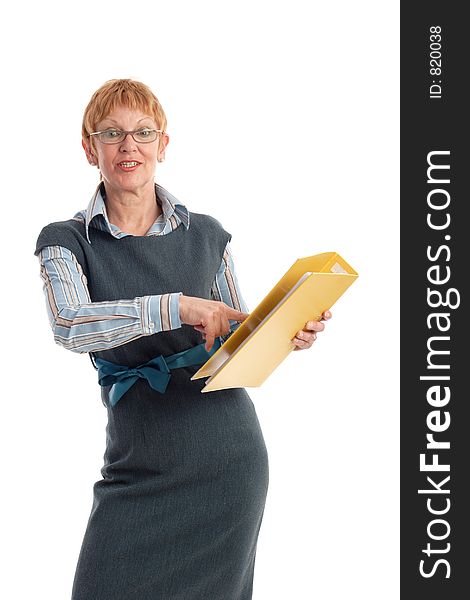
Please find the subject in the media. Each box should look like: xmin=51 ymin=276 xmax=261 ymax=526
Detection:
xmin=103 ymin=181 xmax=162 ymax=234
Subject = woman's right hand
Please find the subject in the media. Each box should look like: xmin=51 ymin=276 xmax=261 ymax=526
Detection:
xmin=179 ymin=294 xmax=250 ymax=352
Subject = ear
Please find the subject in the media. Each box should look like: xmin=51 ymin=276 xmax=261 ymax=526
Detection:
xmin=158 ymin=132 xmax=169 ymax=162
xmin=82 ymin=138 xmax=98 ymax=166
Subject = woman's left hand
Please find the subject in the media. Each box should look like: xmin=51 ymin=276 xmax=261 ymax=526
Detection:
xmin=291 ymin=310 xmax=332 ymax=351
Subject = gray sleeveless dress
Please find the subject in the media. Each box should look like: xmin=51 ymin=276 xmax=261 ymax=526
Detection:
xmin=34 ymin=213 xmax=269 ymax=600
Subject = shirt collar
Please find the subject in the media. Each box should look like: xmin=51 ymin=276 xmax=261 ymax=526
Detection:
xmin=81 ymin=181 xmax=190 ymax=244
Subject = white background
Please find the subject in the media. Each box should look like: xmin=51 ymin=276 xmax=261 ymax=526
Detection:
xmin=2 ymin=1 xmax=399 ymax=598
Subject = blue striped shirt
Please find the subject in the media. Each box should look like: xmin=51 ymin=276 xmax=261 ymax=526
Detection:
xmin=36 ymin=182 xmax=249 ymax=353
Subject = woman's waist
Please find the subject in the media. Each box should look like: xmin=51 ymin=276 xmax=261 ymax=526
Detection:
xmin=100 ymin=383 xmax=265 ymax=477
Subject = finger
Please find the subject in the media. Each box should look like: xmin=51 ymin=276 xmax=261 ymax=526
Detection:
xmin=226 ymin=307 xmax=250 ymax=322
xmin=292 ymin=336 xmax=314 ymax=350
xmin=292 ymin=335 xmax=314 ymax=350
xmin=321 ymin=310 xmax=332 ymax=321
xmin=304 ymin=320 xmax=325 ymax=333
xmin=205 ymin=334 xmax=215 ymax=352
xmin=219 ymin=311 xmax=230 ymax=337
xmin=295 ymin=330 xmax=317 ymax=343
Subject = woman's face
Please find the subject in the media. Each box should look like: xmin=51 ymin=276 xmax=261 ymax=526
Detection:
xmin=86 ymin=105 xmax=167 ymax=196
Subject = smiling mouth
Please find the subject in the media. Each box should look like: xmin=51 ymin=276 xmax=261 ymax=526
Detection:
xmin=117 ymin=161 xmax=141 ymax=171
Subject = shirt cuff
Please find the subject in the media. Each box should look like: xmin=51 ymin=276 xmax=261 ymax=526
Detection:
xmin=142 ymin=292 xmax=183 ymax=334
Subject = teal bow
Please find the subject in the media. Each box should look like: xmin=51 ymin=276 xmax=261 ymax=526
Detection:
xmin=95 ymin=337 xmax=223 ymax=407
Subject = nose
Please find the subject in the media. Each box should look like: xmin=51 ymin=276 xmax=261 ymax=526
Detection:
xmin=119 ymin=132 xmax=138 ymax=153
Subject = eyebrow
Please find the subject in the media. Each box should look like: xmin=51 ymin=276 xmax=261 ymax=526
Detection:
xmin=101 ymin=117 xmax=154 ymax=125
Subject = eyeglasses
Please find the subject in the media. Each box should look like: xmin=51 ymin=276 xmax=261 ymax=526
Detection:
xmin=88 ymin=128 xmax=164 ymax=144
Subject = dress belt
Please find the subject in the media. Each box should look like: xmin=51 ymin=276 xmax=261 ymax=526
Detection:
xmin=94 ymin=337 xmax=223 ymax=407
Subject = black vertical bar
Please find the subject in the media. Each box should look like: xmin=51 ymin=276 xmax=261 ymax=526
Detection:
xmin=401 ymin=3 xmax=468 ymax=598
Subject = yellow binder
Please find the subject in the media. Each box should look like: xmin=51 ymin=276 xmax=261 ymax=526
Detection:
xmin=191 ymin=252 xmax=358 ymax=392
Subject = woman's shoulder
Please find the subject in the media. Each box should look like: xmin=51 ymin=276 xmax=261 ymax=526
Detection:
xmin=34 ymin=217 xmax=86 ymax=257
xmin=188 ymin=210 xmax=229 ymax=233
xmin=187 ymin=211 xmax=232 ymax=250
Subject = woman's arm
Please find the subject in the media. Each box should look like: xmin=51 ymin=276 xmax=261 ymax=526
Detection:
xmin=37 ymin=245 xmax=183 ymax=353
xmin=38 ymin=241 xmax=251 ymax=354
xmin=211 ymin=241 xmax=250 ymax=342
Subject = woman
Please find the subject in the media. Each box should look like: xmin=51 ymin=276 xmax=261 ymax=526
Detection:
xmin=34 ymin=79 xmax=330 ymax=599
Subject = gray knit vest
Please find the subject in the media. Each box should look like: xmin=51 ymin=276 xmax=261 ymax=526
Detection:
xmin=34 ymin=213 xmax=231 ymax=369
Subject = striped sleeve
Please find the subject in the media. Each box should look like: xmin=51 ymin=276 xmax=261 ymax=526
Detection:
xmin=211 ymin=241 xmax=250 ymax=342
xmin=38 ymin=245 xmax=182 ymax=354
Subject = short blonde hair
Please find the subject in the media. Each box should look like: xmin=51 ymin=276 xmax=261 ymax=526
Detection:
xmin=82 ymin=79 xmax=168 ymax=153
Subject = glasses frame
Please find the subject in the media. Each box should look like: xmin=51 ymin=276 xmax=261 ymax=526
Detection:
xmin=88 ymin=128 xmax=165 ymax=144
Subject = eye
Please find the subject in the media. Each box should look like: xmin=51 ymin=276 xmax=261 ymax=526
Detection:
xmin=102 ymin=129 xmax=122 ymax=139
xmin=134 ymin=128 xmax=153 ymax=139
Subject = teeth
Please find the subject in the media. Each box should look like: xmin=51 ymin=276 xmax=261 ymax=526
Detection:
xmin=119 ymin=162 xmax=138 ymax=167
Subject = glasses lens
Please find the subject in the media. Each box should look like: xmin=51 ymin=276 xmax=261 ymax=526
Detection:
xmin=133 ymin=129 xmax=158 ymax=143
xmin=99 ymin=130 xmax=125 ymax=144
xmin=96 ymin=129 xmax=159 ymax=144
